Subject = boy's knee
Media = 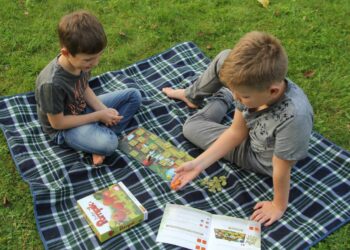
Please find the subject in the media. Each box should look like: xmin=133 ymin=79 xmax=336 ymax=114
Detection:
xmin=183 ymin=117 xmax=198 ymax=144
xmin=104 ymin=138 xmax=119 ymax=156
xmin=94 ymin=132 xmax=118 ymax=156
xmin=129 ymin=88 xmax=142 ymax=102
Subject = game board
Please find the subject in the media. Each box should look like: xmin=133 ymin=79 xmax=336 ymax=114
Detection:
xmin=119 ymin=127 xmax=193 ymax=181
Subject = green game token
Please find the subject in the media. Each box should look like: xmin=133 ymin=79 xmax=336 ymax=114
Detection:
xmin=200 ymin=175 xmax=227 ymax=193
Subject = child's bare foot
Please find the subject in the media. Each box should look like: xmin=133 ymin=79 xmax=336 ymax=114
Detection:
xmin=162 ymin=87 xmax=198 ymax=109
xmin=92 ymin=154 xmax=105 ymax=166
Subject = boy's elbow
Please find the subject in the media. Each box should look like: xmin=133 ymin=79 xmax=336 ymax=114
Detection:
xmin=47 ymin=113 xmax=65 ymax=130
xmin=49 ymin=120 xmax=63 ymax=130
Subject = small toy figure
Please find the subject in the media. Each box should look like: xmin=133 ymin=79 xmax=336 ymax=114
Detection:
xmin=165 ymin=168 xmax=175 ymax=180
xmin=142 ymin=155 xmax=153 ymax=167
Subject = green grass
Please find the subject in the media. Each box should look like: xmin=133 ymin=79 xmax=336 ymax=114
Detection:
xmin=0 ymin=0 xmax=349 ymax=249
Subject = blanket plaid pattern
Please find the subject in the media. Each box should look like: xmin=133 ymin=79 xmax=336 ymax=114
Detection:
xmin=0 ymin=42 xmax=349 ymax=250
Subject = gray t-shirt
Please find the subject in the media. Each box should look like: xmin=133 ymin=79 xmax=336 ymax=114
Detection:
xmin=233 ymin=79 xmax=314 ymax=175
xmin=35 ymin=56 xmax=90 ymax=136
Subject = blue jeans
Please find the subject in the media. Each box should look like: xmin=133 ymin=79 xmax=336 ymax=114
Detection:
xmin=54 ymin=88 xmax=141 ymax=156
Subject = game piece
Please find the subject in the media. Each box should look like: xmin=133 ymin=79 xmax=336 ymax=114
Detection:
xmin=165 ymin=168 xmax=175 ymax=180
xmin=149 ymin=143 xmax=158 ymax=150
xmin=142 ymin=155 xmax=153 ymax=167
xmin=150 ymin=134 xmax=158 ymax=140
xmin=135 ymin=129 xmax=145 ymax=136
xmin=141 ymin=147 xmax=150 ymax=154
xmin=130 ymin=150 xmax=139 ymax=157
xmin=138 ymin=137 xmax=146 ymax=143
xmin=170 ymin=179 xmax=181 ymax=190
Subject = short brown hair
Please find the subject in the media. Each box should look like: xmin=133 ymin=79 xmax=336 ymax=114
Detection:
xmin=58 ymin=10 xmax=107 ymax=56
xmin=220 ymin=31 xmax=288 ymax=90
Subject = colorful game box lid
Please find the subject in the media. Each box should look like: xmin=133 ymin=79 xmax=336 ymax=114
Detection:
xmin=77 ymin=182 xmax=148 ymax=242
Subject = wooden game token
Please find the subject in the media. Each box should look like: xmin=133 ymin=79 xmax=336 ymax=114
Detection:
xmin=170 ymin=179 xmax=181 ymax=190
xmin=142 ymin=155 xmax=153 ymax=166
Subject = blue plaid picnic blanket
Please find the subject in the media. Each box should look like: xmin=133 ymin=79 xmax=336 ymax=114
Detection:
xmin=0 ymin=42 xmax=349 ymax=250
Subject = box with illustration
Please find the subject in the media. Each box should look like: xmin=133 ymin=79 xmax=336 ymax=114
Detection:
xmin=77 ymin=182 xmax=148 ymax=242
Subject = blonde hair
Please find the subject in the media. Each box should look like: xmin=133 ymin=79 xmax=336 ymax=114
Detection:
xmin=58 ymin=10 xmax=107 ymax=56
xmin=220 ymin=31 xmax=288 ymax=90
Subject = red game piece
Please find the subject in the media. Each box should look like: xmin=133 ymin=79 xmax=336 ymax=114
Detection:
xmin=142 ymin=156 xmax=152 ymax=166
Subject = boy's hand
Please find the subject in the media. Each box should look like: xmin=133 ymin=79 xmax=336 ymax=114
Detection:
xmin=250 ymin=201 xmax=285 ymax=226
xmin=98 ymin=108 xmax=123 ymax=126
xmin=171 ymin=161 xmax=202 ymax=190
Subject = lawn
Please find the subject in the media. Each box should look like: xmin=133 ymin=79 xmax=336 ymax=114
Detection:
xmin=0 ymin=0 xmax=349 ymax=249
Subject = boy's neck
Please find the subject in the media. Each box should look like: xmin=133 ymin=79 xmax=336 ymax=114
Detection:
xmin=58 ymin=55 xmax=81 ymax=76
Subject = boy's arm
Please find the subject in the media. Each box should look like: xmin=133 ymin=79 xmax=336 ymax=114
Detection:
xmin=251 ymin=156 xmax=295 ymax=226
xmin=272 ymin=156 xmax=295 ymax=213
xmin=194 ymin=109 xmax=248 ymax=170
xmin=47 ymin=111 xmax=102 ymax=130
xmin=173 ymin=109 xmax=248 ymax=189
xmin=83 ymin=86 xmax=107 ymax=111
xmin=47 ymin=87 xmax=122 ymax=130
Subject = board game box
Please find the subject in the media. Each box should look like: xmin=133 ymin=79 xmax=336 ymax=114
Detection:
xmin=77 ymin=182 xmax=148 ymax=243
xmin=119 ymin=127 xmax=194 ymax=181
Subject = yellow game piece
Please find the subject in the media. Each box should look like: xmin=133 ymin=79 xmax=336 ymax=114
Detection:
xmin=135 ymin=128 xmax=145 ymax=136
xmin=129 ymin=140 xmax=138 ymax=146
xmin=138 ymin=137 xmax=146 ymax=143
xmin=162 ymin=151 xmax=171 ymax=158
xmin=141 ymin=147 xmax=150 ymax=154
xmin=150 ymin=134 xmax=157 ymax=140
xmin=177 ymin=151 xmax=185 ymax=158
xmin=185 ymin=155 xmax=194 ymax=161
xmin=168 ymin=149 xmax=177 ymax=156
xmin=175 ymin=160 xmax=184 ymax=166
xmin=130 ymin=150 xmax=139 ymax=157
xmin=159 ymin=160 xmax=167 ymax=166
xmin=149 ymin=144 xmax=158 ymax=150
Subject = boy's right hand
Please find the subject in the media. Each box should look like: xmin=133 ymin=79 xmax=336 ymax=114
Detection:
xmin=171 ymin=161 xmax=202 ymax=190
xmin=98 ymin=108 xmax=123 ymax=126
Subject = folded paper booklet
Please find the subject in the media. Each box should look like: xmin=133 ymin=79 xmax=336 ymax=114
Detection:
xmin=156 ymin=204 xmax=261 ymax=250
xmin=77 ymin=182 xmax=148 ymax=243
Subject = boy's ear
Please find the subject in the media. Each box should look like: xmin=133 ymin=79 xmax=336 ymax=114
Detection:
xmin=60 ymin=47 xmax=70 ymax=56
xmin=269 ymin=85 xmax=281 ymax=96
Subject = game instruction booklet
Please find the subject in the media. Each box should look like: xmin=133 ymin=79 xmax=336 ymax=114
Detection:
xmin=156 ymin=204 xmax=261 ymax=250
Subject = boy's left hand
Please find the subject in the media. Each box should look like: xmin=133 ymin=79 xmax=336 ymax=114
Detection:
xmin=250 ymin=201 xmax=285 ymax=226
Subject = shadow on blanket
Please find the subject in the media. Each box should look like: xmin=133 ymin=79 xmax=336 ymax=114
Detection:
xmin=0 ymin=42 xmax=349 ymax=250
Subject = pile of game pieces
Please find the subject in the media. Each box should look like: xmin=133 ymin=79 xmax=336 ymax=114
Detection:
xmin=199 ymin=176 xmax=227 ymax=193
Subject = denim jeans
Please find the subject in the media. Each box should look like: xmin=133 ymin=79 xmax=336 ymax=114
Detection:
xmin=54 ymin=88 xmax=142 ymax=156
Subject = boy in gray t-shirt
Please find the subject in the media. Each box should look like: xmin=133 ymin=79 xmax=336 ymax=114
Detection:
xmin=35 ymin=11 xmax=141 ymax=166
xmin=163 ymin=31 xmax=313 ymax=226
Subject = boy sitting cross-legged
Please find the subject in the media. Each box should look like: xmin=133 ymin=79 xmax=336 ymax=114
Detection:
xmin=163 ymin=31 xmax=313 ymax=226
xmin=35 ymin=10 xmax=141 ymax=166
